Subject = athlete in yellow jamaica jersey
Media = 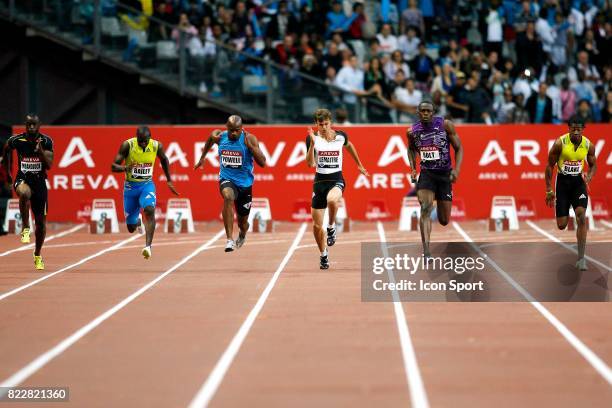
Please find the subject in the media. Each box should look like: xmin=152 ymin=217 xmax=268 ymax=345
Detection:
xmin=545 ymin=115 xmax=597 ymax=271
xmin=111 ymin=126 xmax=179 ymax=259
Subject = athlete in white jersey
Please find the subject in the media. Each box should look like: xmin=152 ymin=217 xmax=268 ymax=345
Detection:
xmin=306 ymin=108 xmax=368 ymax=269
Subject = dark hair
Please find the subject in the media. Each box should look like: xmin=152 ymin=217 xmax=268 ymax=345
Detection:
xmin=313 ymin=108 xmax=332 ymax=122
xmin=567 ymin=114 xmax=585 ymax=127
xmin=418 ymin=100 xmax=434 ymax=109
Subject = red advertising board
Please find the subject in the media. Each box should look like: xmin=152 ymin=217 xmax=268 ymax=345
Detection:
xmin=8 ymin=124 xmax=611 ymax=222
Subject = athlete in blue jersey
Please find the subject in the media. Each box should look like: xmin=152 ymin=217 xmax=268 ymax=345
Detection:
xmin=407 ymin=101 xmax=463 ymax=257
xmin=194 ymin=115 xmax=267 ymax=252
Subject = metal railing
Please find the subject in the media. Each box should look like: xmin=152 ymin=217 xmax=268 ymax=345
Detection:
xmin=0 ymin=0 xmax=396 ymax=124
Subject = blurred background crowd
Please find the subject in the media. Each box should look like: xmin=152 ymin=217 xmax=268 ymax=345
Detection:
xmin=15 ymin=0 xmax=612 ymax=124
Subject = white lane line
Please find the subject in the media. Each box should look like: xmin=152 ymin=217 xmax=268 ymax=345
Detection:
xmin=600 ymin=220 xmax=612 ymax=229
xmin=525 ymin=220 xmax=611 ymax=272
xmin=0 ymin=224 xmax=86 ymax=257
xmin=118 ymin=238 xmax=291 ymax=251
xmin=188 ymin=223 xmax=307 ymax=408
xmin=0 ymin=229 xmax=225 ymax=394
xmin=453 ymin=222 xmax=612 ymax=386
xmin=0 ymin=233 xmax=143 ymax=302
xmin=376 ymin=221 xmax=430 ymax=408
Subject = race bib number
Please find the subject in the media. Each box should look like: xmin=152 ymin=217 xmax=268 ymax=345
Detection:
xmin=131 ymin=163 xmax=153 ymax=178
xmin=221 ymin=150 xmax=243 ymax=168
xmin=562 ymin=160 xmax=582 ymax=175
xmin=420 ymin=146 xmax=440 ymax=161
xmin=20 ymin=157 xmax=42 ymax=173
xmin=317 ymin=151 xmax=340 ymax=168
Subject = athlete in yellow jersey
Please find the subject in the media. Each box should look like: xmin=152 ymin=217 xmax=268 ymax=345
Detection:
xmin=545 ymin=115 xmax=597 ymax=271
xmin=111 ymin=126 xmax=178 ymax=259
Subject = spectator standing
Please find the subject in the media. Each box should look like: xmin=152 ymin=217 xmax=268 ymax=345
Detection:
xmin=401 ymin=0 xmax=425 ymax=37
xmin=526 ymin=82 xmax=553 ymax=123
xmin=398 ymin=26 xmax=420 ymax=62
xmin=393 ymin=78 xmax=423 ymax=123
xmin=377 ymin=24 xmax=399 ymax=54
xmin=446 ymin=71 xmax=469 ymax=122
xmin=464 ymin=75 xmax=493 ymax=123
xmin=516 ymin=22 xmax=544 ymax=76
xmin=334 ymin=55 xmax=369 ymax=122
xmin=411 ymin=43 xmax=434 ymax=85
xmin=560 ymin=78 xmax=577 ymax=121
xmin=326 ymin=1 xmax=356 ymax=38
xmin=485 ymin=1 xmax=504 ymax=57
xmin=430 ymin=62 xmax=455 ymax=96
xmin=267 ymin=1 xmax=298 ymax=41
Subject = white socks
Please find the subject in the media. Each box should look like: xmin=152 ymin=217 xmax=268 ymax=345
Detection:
xmin=321 ymin=249 xmax=328 ymax=257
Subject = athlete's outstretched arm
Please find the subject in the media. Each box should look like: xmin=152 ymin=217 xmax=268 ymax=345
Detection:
xmin=345 ymin=141 xmax=369 ymax=176
xmin=445 ymin=120 xmax=463 ymax=183
xmin=545 ymin=139 xmax=562 ymax=207
xmin=245 ymin=133 xmax=267 ymax=168
xmin=194 ymin=130 xmax=222 ymax=169
xmin=306 ymin=128 xmax=316 ymax=168
xmin=35 ymin=138 xmax=54 ymax=170
xmin=111 ymin=141 xmax=131 ymax=173
xmin=584 ymin=142 xmax=597 ymax=184
xmin=157 ymin=142 xmax=179 ymax=195
xmin=406 ymin=127 xmax=418 ymax=183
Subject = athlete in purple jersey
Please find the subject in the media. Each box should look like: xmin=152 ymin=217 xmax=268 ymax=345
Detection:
xmin=407 ymin=101 xmax=463 ymax=257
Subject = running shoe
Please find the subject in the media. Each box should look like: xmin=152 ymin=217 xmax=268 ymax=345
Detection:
xmin=20 ymin=227 xmax=31 ymax=244
xmin=225 ymin=240 xmax=235 ymax=252
xmin=576 ymin=258 xmax=587 ymax=271
xmin=320 ymin=254 xmax=330 ymax=270
xmin=236 ymin=233 xmax=247 ymax=249
xmin=326 ymin=226 xmax=336 ymax=247
xmin=142 ymin=246 xmax=152 ymax=259
xmin=33 ymin=254 xmax=44 ymax=270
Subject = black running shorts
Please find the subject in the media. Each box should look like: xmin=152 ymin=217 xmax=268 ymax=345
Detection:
xmin=219 ymin=179 xmax=253 ymax=217
xmin=312 ymin=179 xmax=345 ymax=210
xmin=555 ymin=173 xmax=588 ymax=217
xmin=417 ymin=169 xmax=453 ymax=201
xmin=13 ymin=176 xmax=48 ymax=218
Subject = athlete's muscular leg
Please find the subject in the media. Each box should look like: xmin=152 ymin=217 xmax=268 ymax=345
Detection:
xmin=436 ymin=200 xmax=452 ymax=226
xmin=221 ymin=187 xmax=236 ymax=240
xmin=556 ymin=216 xmax=569 ymax=230
xmin=16 ymin=183 xmax=32 ymax=229
xmin=574 ymin=207 xmax=587 ymax=259
xmin=326 ymin=187 xmax=342 ymax=227
xmin=237 ymin=214 xmax=249 ymax=239
xmin=417 ymin=189 xmax=435 ymax=256
xmin=33 ymin=214 xmax=46 ymax=256
xmin=311 ymin=208 xmax=326 ymax=253
xmin=143 ymin=206 xmax=155 ymax=247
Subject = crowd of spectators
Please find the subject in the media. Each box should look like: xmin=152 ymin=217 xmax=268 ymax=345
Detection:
xmin=29 ymin=1 xmax=612 ymax=124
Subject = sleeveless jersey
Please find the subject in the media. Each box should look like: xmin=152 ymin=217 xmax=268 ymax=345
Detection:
xmin=409 ymin=117 xmax=452 ymax=171
xmin=7 ymin=133 xmax=54 ymax=180
xmin=125 ymin=137 xmax=158 ymax=183
xmin=218 ymin=130 xmax=254 ymax=188
xmin=557 ymin=134 xmax=590 ymax=176
xmin=306 ymin=130 xmax=348 ymax=181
